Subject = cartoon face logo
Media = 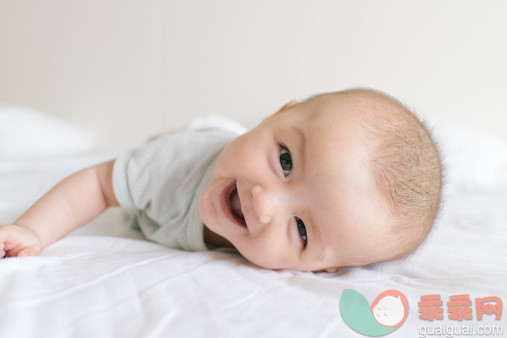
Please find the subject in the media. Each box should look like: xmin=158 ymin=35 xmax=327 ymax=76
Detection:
xmin=371 ymin=290 xmax=409 ymax=327
xmin=340 ymin=289 xmax=409 ymax=336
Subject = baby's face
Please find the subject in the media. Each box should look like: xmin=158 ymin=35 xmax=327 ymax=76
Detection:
xmin=199 ymin=97 xmax=395 ymax=272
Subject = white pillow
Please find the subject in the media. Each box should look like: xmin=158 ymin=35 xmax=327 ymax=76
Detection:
xmin=187 ymin=113 xmax=247 ymax=135
xmin=429 ymin=120 xmax=507 ymax=191
xmin=0 ymin=104 xmax=96 ymax=159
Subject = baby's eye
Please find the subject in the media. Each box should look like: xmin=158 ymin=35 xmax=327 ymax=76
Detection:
xmin=295 ymin=217 xmax=307 ymax=248
xmin=279 ymin=146 xmax=293 ymax=177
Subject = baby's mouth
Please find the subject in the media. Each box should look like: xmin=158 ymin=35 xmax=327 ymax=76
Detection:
xmin=228 ymin=184 xmax=246 ymax=227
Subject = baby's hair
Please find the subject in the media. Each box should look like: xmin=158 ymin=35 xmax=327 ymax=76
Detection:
xmin=303 ymin=88 xmax=444 ymax=261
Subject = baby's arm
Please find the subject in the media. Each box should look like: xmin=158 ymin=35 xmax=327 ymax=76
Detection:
xmin=0 ymin=159 xmax=119 ymax=257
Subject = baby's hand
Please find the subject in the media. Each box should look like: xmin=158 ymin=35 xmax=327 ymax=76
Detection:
xmin=0 ymin=224 xmax=41 ymax=258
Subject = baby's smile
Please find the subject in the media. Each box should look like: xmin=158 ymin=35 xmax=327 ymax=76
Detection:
xmin=228 ymin=183 xmax=246 ymax=226
xmin=221 ymin=181 xmax=247 ymax=229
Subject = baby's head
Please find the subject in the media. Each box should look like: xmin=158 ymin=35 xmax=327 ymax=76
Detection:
xmin=200 ymin=88 xmax=443 ymax=272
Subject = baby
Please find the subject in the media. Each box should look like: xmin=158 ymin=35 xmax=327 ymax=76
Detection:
xmin=0 ymin=88 xmax=443 ymax=272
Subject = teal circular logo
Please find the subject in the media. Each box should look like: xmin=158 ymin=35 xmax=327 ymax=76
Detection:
xmin=340 ymin=289 xmax=409 ymax=336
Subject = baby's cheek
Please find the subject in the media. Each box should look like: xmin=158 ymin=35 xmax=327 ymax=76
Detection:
xmin=238 ymin=243 xmax=286 ymax=270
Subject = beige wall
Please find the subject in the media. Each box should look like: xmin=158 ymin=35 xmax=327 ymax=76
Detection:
xmin=1 ymin=1 xmax=506 ymax=153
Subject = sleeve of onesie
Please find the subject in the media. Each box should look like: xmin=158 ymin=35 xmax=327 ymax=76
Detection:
xmin=111 ymin=131 xmax=211 ymax=219
xmin=112 ymin=149 xmax=137 ymax=210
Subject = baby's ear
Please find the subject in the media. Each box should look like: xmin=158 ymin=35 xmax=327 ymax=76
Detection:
xmin=274 ymin=100 xmax=299 ymax=115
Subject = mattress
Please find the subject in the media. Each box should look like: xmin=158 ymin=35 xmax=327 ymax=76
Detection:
xmin=1 ymin=108 xmax=506 ymax=337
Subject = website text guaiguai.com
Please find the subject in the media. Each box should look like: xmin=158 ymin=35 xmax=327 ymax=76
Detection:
xmin=419 ymin=324 xmax=504 ymax=337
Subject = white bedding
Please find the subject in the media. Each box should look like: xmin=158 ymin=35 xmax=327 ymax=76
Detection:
xmin=1 ymin=112 xmax=507 ymax=337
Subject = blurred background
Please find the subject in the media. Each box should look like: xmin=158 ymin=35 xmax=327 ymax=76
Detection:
xmin=1 ymin=0 xmax=506 ymax=153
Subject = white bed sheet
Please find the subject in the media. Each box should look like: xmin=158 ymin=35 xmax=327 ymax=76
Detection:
xmin=1 ymin=131 xmax=507 ymax=337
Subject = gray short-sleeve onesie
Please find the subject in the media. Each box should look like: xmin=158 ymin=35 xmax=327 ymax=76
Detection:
xmin=112 ymin=128 xmax=237 ymax=251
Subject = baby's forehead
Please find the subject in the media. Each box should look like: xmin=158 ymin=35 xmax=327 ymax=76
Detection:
xmin=298 ymin=96 xmax=373 ymax=131
xmin=296 ymin=94 xmax=408 ymax=158
xmin=301 ymin=91 xmax=401 ymax=124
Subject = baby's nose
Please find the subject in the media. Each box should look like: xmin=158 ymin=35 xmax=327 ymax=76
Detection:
xmin=251 ymin=185 xmax=277 ymax=225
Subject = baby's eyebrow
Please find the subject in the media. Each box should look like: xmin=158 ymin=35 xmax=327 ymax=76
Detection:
xmin=290 ymin=125 xmax=306 ymax=176
xmin=313 ymin=250 xmax=325 ymax=262
xmin=308 ymin=217 xmax=327 ymax=261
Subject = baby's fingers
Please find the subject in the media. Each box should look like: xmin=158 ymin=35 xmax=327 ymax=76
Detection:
xmin=16 ymin=247 xmax=38 ymax=257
